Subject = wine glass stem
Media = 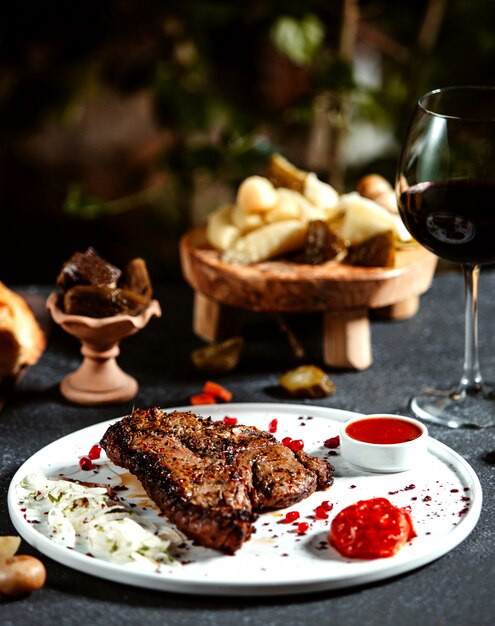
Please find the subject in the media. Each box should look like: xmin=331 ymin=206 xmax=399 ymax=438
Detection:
xmin=460 ymin=263 xmax=483 ymax=394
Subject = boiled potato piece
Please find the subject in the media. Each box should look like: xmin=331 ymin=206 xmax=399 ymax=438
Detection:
xmin=230 ymin=202 xmax=265 ymax=232
xmin=296 ymin=192 xmax=330 ymax=222
xmin=304 ymin=173 xmax=339 ymax=214
xmin=265 ymin=188 xmax=328 ymax=223
xmin=337 ymin=193 xmax=411 ymax=245
xmin=222 ymin=219 xmax=307 ymax=264
xmin=236 ymin=176 xmax=278 ymax=213
xmin=206 ymin=204 xmax=241 ymax=251
xmin=264 ymin=189 xmax=301 ymax=223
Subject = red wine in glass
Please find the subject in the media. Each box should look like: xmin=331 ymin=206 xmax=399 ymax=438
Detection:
xmin=399 ymin=180 xmax=495 ymax=265
xmin=396 ymin=86 xmax=495 ymax=428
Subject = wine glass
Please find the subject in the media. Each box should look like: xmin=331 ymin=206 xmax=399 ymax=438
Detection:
xmin=396 ymin=85 xmax=495 ymax=428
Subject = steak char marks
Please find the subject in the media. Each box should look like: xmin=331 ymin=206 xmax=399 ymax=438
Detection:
xmin=101 ymin=408 xmax=333 ymax=554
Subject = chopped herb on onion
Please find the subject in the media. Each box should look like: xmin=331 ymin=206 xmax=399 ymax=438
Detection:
xmin=18 ymin=471 xmax=183 ymax=570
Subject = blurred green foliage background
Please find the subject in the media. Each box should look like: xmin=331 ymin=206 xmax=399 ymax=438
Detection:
xmin=1 ymin=0 xmax=494 ymax=283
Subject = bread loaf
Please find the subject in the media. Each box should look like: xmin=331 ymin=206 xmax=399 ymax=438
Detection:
xmin=0 ymin=282 xmax=46 ymax=379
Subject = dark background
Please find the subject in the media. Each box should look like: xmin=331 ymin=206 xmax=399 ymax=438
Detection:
xmin=1 ymin=0 xmax=495 ymax=285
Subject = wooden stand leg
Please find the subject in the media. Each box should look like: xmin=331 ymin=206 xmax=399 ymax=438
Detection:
xmin=373 ymin=296 xmax=420 ymax=321
xmin=193 ymin=292 xmax=242 ymax=342
xmin=323 ymin=308 xmax=372 ymax=370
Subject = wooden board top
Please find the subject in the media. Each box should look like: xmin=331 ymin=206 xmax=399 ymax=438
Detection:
xmin=180 ymin=225 xmax=438 ymax=312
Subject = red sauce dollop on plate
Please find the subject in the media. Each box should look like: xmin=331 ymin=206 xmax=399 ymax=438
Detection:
xmin=329 ymin=497 xmax=416 ymax=559
xmin=345 ymin=417 xmax=422 ymax=445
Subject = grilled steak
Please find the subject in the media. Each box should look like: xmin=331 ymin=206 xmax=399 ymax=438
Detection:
xmin=100 ymin=407 xmax=333 ymax=554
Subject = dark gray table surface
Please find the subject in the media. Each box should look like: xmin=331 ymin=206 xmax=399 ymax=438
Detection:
xmin=2 ymin=271 xmax=495 ymax=625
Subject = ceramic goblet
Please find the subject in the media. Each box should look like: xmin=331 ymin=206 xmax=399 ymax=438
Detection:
xmin=46 ymin=292 xmax=161 ymax=405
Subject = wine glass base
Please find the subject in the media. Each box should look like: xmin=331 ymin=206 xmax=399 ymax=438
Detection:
xmin=410 ymin=384 xmax=495 ymax=429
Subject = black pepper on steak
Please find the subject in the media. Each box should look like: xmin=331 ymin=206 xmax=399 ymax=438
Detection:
xmin=100 ymin=407 xmax=334 ymax=554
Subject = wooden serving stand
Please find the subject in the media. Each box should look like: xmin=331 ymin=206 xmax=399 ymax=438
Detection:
xmin=180 ymin=226 xmax=438 ymax=370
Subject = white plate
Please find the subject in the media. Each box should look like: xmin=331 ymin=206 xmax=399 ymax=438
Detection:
xmin=8 ymin=403 xmax=482 ymax=596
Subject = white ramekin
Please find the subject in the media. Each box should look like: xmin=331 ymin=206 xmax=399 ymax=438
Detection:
xmin=340 ymin=413 xmax=428 ymax=473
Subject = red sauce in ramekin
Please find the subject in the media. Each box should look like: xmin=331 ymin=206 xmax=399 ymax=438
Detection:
xmin=345 ymin=417 xmax=422 ymax=445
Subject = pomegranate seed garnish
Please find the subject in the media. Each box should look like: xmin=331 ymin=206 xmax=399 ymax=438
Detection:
xmin=324 ymin=436 xmax=340 ymax=449
xmin=288 ymin=439 xmax=304 ymax=452
xmin=268 ymin=419 xmax=278 ymax=433
xmin=283 ymin=511 xmax=300 ymax=523
xmin=79 ymin=457 xmax=95 ymax=471
xmin=314 ymin=505 xmax=329 ymax=520
xmin=320 ymin=500 xmax=333 ymax=512
xmin=223 ymin=416 xmax=237 ymax=426
xmin=296 ymin=522 xmax=309 ymax=535
xmin=88 ymin=444 xmax=101 ymax=460
xmin=282 ymin=437 xmax=304 ymax=451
